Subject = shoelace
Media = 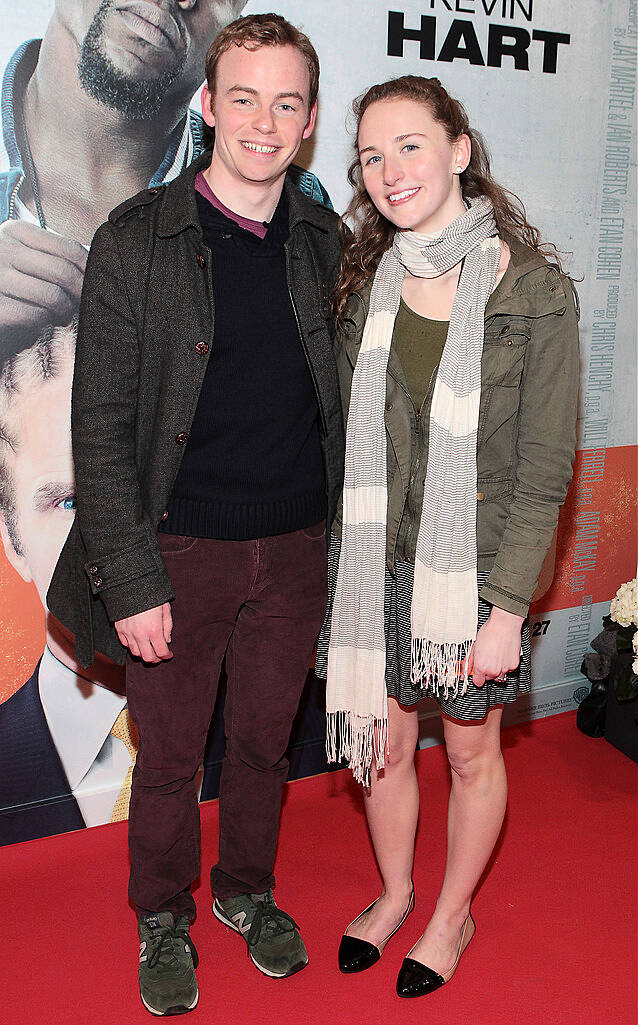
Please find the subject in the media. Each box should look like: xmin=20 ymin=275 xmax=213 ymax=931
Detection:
xmin=246 ymin=902 xmax=299 ymax=946
xmin=148 ymin=925 xmax=199 ymax=970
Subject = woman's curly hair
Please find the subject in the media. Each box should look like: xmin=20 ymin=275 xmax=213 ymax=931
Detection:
xmin=333 ymin=75 xmax=562 ymax=327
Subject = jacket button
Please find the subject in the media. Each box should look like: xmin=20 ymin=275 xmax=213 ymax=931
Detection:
xmin=477 ymin=491 xmax=485 ymax=502
xmin=385 ymin=402 xmax=393 ymax=411
xmin=195 ymin=341 xmax=209 ymax=354
xmin=196 ymin=253 xmax=206 ymax=268
xmin=89 ymin=564 xmax=98 ymax=574
xmin=93 ymin=576 xmax=103 ymax=588
xmin=500 ymin=325 xmax=509 ymax=335
xmin=149 ymin=187 xmax=161 ymax=195
xmin=176 ymin=432 xmax=188 ymax=444
xmin=160 ymin=510 xmax=169 ymax=522
xmin=507 ymin=339 xmax=513 ymax=346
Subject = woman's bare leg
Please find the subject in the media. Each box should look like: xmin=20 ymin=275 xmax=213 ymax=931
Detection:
xmin=346 ymin=697 xmax=419 ymax=944
xmin=407 ymin=705 xmax=506 ymax=972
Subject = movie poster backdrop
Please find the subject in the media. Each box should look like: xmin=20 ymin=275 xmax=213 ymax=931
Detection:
xmin=0 ymin=0 xmax=635 ymax=843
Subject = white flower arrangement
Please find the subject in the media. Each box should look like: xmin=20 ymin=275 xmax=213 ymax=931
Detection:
xmin=607 ymin=578 xmax=638 ymax=701
xmin=610 ymin=577 xmax=638 ymax=629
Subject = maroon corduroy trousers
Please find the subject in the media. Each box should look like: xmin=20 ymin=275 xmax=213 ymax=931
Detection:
xmin=126 ymin=524 xmax=327 ymax=922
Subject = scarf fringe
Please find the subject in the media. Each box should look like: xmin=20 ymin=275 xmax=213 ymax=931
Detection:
xmin=410 ymin=637 xmax=474 ymax=699
xmin=326 ymin=710 xmax=388 ymax=787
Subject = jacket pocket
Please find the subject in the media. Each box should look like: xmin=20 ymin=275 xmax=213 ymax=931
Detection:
xmin=476 ymin=476 xmax=513 ymax=559
xmin=482 ymin=317 xmax=530 ymax=386
xmin=158 ymin=533 xmax=199 ymax=556
xmin=300 ymin=520 xmax=327 ymax=541
xmin=478 ymin=317 xmax=530 ymax=461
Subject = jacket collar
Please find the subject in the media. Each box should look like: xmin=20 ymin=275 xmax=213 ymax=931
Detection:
xmin=489 ymin=233 xmax=556 ymax=299
xmin=156 ymin=150 xmax=210 ymax=237
xmin=2 ymin=39 xmax=39 ymax=172
xmin=156 ymin=146 xmax=331 ymax=238
xmin=284 ymin=173 xmax=332 ymax=233
xmin=485 ymin=234 xmax=567 ymax=317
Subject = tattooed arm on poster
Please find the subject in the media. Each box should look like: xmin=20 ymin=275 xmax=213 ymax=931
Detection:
xmin=0 ymin=221 xmax=87 ymax=363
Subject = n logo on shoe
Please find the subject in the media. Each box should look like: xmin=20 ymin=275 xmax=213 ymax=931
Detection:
xmin=139 ymin=940 xmax=147 ymax=963
xmin=232 ymin=912 xmax=251 ymax=935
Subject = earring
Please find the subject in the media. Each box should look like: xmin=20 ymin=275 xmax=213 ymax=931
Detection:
xmin=456 ymin=165 xmax=464 ymax=173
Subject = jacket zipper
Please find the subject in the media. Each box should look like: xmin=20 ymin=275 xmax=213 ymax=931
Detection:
xmin=7 ymin=172 xmax=25 ymax=220
xmin=402 ymin=364 xmax=438 ymax=561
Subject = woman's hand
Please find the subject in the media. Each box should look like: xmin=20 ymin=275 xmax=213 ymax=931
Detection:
xmin=466 ymin=606 xmax=524 ymax=687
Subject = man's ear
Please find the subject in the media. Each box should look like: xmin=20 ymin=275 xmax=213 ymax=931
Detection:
xmin=302 ymin=101 xmax=318 ymax=140
xmin=0 ymin=513 xmax=32 ymax=583
xmin=201 ymin=83 xmax=215 ymax=128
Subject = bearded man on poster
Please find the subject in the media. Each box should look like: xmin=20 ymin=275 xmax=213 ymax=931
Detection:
xmin=0 ymin=0 xmax=330 ymax=359
xmin=48 ymin=13 xmax=343 ymax=1017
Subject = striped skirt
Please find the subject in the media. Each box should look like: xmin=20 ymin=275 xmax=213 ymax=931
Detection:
xmin=315 ymin=534 xmax=531 ymax=721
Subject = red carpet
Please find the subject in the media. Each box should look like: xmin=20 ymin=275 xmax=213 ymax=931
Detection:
xmin=2 ymin=712 xmax=636 ymax=1025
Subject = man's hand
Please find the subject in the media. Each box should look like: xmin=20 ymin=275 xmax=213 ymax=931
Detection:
xmin=115 ymin=603 xmax=173 ymax=663
xmin=0 ymin=221 xmax=87 ymax=357
xmin=466 ymin=606 xmax=524 ymax=687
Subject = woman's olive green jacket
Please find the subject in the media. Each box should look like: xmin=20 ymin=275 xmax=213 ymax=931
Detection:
xmin=332 ymin=236 xmax=580 ymax=618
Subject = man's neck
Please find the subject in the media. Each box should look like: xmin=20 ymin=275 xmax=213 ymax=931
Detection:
xmin=203 ymin=152 xmax=286 ymax=224
xmin=20 ymin=22 xmax=191 ymax=242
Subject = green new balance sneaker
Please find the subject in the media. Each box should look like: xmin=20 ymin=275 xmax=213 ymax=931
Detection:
xmin=138 ymin=912 xmax=199 ymax=1016
xmin=213 ymin=890 xmax=308 ymax=978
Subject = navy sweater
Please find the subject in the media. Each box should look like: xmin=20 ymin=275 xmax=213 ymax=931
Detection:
xmin=160 ymin=187 xmax=326 ymax=540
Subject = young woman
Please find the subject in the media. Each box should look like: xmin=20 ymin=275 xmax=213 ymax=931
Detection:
xmin=315 ymin=76 xmax=579 ymax=998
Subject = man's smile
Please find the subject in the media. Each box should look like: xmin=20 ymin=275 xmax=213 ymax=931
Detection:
xmin=240 ymin=141 xmax=279 ymax=154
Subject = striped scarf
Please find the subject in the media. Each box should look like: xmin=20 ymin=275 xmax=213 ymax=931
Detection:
xmin=326 ymin=198 xmax=500 ymax=784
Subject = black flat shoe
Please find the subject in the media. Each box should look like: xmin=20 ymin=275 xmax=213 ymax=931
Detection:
xmin=396 ymin=912 xmax=475 ymax=998
xmin=338 ymin=888 xmax=415 ymax=974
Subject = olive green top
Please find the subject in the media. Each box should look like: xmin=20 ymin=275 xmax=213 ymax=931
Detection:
xmin=393 ymin=274 xmax=510 ymax=413
xmin=391 ymin=299 xmax=448 ymax=413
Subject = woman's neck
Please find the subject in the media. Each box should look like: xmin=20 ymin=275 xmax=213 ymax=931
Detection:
xmin=400 ymin=239 xmax=509 ymax=321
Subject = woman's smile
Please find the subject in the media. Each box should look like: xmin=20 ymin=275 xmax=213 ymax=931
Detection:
xmin=387 ymin=186 xmax=421 ymax=205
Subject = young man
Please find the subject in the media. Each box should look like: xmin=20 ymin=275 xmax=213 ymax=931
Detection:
xmin=48 ymin=13 xmax=343 ymax=1017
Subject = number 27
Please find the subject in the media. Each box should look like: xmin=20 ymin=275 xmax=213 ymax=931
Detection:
xmin=532 ymin=620 xmax=550 ymax=636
